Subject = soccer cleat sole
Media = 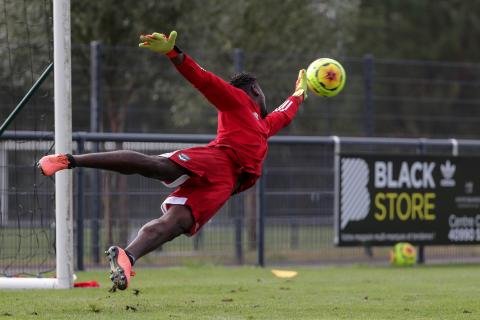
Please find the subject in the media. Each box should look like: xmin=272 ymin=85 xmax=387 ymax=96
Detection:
xmin=37 ymin=162 xmax=46 ymax=176
xmin=105 ymin=246 xmax=128 ymax=290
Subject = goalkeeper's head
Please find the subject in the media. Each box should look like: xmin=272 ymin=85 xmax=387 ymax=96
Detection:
xmin=230 ymin=73 xmax=267 ymax=118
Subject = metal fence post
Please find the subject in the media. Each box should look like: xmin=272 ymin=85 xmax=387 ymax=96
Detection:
xmin=234 ymin=48 xmax=244 ymax=75
xmin=0 ymin=146 xmax=8 ymax=225
xmin=90 ymin=41 xmax=102 ymax=264
xmin=450 ymin=138 xmax=459 ymax=157
xmin=193 ymin=230 xmax=202 ymax=251
xmin=290 ymin=221 xmax=299 ymax=249
xmin=417 ymin=138 xmax=426 ymax=264
xmin=90 ymin=41 xmax=102 ymax=134
xmin=332 ymin=136 xmax=341 ymax=245
xmin=256 ymin=167 xmax=265 ymax=267
xmin=91 ymin=162 xmax=101 ymax=264
xmin=75 ymin=137 xmax=85 ymax=271
xmin=234 ymin=47 xmax=245 ymax=265
xmin=364 ymin=54 xmax=374 ymax=136
xmin=234 ymin=195 xmax=244 ymax=265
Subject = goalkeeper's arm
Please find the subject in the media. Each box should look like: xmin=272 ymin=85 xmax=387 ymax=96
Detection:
xmin=138 ymin=30 xmax=244 ymax=111
xmin=265 ymin=69 xmax=307 ymax=137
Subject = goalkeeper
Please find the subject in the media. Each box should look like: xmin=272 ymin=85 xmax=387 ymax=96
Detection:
xmin=38 ymin=30 xmax=307 ymax=290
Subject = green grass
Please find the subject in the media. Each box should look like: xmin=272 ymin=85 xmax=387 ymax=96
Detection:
xmin=1 ymin=264 xmax=480 ymax=319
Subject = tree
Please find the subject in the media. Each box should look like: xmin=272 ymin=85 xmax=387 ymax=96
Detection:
xmin=346 ymin=0 xmax=480 ymax=138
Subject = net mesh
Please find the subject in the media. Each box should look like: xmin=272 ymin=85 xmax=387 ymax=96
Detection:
xmin=0 ymin=0 xmax=55 ymax=277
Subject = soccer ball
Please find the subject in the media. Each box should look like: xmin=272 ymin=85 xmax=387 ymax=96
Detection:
xmin=390 ymin=242 xmax=417 ymax=266
xmin=306 ymin=58 xmax=346 ymax=97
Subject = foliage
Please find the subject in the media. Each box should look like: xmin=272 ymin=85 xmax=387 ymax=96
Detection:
xmin=69 ymin=0 xmax=358 ymax=133
xmin=349 ymin=0 xmax=480 ymax=61
xmin=2 ymin=0 xmax=480 ymax=137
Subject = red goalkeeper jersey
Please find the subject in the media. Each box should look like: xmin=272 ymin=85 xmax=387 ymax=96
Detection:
xmin=175 ymin=54 xmax=302 ymax=191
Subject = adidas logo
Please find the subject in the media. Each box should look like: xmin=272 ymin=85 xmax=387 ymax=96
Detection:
xmin=178 ymin=153 xmax=191 ymax=162
xmin=440 ymin=160 xmax=456 ymax=187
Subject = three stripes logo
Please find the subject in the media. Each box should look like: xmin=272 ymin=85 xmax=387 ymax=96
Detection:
xmin=340 ymin=158 xmax=371 ymax=229
xmin=273 ymin=100 xmax=293 ymax=112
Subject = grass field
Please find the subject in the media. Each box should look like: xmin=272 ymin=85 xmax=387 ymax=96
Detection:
xmin=1 ymin=264 xmax=480 ymax=319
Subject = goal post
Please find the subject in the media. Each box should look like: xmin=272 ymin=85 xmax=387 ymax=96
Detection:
xmin=53 ymin=0 xmax=74 ymax=289
xmin=0 ymin=0 xmax=74 ymax=289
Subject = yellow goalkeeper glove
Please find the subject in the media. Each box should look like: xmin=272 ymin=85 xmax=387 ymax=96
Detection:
xmin=292 ymin=69 xmax=308 ymax=101
xmin=139 ymin=31 xmax=177 ymax=56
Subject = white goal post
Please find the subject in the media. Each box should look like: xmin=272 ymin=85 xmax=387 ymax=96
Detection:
xmin=0 ymin=0 xmax=74 ymax=289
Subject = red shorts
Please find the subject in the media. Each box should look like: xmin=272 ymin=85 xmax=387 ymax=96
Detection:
xmin=159 ymin=146 xmax=240 ymax=235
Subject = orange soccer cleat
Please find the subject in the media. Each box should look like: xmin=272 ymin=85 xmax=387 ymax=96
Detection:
xmin=37 ymin=154 xmax=70 ymax=176
xmin=105 ymin=246 xmax=135 ymax=290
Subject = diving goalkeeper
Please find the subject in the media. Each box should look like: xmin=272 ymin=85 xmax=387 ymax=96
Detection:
xmin=37 ymin=31 xmax=308 ymax=290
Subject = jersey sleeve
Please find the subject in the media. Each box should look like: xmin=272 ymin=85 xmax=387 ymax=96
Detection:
xmin=265 ymin=96 xmax=303 ymax=137
xmin=174 ymin=54 xmax=245 ymax=111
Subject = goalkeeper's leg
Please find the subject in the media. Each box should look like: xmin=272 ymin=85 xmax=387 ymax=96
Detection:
xmin=106 ymin=204 xmax=193 ymax=290
xmin=127 ymin=204 xmax=193 ymax=260
xmin=38 ymin=150 xmax=188 ymax=181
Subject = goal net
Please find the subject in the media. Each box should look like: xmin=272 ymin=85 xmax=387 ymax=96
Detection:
xmin=0 ymin=0 xmax=73 ymax=289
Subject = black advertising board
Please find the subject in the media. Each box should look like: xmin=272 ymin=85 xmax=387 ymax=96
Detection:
xmin=335 ymin=154 xmax=480 ymax=246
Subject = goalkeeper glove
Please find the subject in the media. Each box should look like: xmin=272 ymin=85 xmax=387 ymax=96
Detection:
xmin=292 ymin=69 xmax=308 ymax=101
xmin=139 ymin=31 xmax=179 ymax=57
